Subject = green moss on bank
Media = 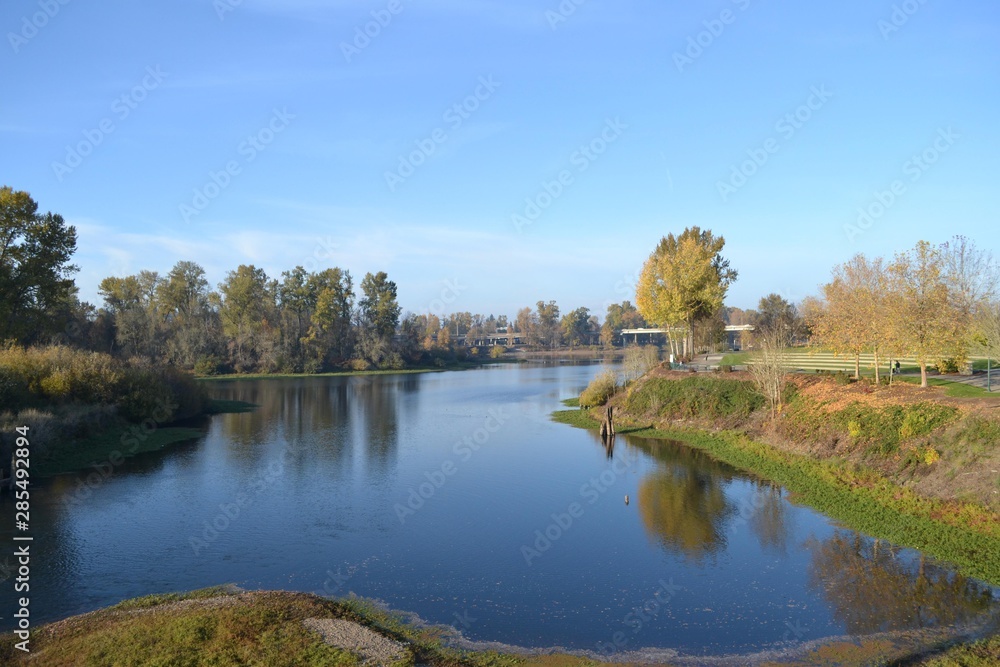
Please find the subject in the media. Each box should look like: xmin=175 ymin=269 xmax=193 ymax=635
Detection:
xmin=34 ymin=398 xmax=255 ymax=476
xmin=0 ymin=587 xmax=544 ymax=667
xmin=553 ymin=404 xmax=1000 ymax=584
xmin=919 ymin=634 xmax=1000 ymax=666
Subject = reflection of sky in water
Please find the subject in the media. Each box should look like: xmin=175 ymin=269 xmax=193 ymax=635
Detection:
xmin=0 ymin=363 xmax=996 ymax=656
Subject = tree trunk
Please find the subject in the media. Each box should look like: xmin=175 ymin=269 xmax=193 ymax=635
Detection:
xmin=854 ymin=354 xmax=861 ymax=380
xmin=920 ymin=362 xmax=928 ymax=388
xmin=601 ymin=406 xmax=615 ymax=438
xmin=873 ymin=347 xmax=880 ymax=384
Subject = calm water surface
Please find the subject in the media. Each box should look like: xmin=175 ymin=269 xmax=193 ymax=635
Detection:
xmin=2 ymin=363 xmax=997 ymax=656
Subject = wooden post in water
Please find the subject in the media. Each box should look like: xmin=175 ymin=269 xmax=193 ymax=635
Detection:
xmin=600 ymin=405 xmax=615 ymax=439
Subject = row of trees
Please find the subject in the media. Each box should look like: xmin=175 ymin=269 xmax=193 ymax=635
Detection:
xmin=5 ymin=187 xmax=995 ymax=380
xmin=1 ymin=189 xmax=664 ymax=374
xmin=804 ymin=238 xmax=999 ymax=387
xmin=94 ymin=263 xmax=401 ymax=373
xmin=90 ymin=270 xmax=655 ymax=373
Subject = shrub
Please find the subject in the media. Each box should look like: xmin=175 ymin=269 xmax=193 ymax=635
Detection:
xmin=938 ymin=358 xmax=960 ymax=373
xmin=379 ymin=352 xmax=405 ymax=370
xmin=719 ymin=364 xmax=732 ymax=373
xmin=490 ymin=345 xmax=506 ymax=359
xmin=580 ymin=370 xmax=618 ymax=408
xmin=780 ymin=391 xmax=961 ymax=458
xmin=834 ymin=370 xmax=852 ymax=386
xmin=0 ymin=345 xmax=207 ymax=424
xmin=624 ymin=376 xmax=765 ymax=420
xmin=623 ymin=346 xmax=660 ymax=383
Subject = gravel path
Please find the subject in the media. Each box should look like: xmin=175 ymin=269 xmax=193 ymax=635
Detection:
xmin=303 ymin=617 xmax=407 ymax=666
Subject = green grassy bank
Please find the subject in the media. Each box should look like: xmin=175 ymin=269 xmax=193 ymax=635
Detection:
xmin=554 ymin=373 xmax=1000 ymax=586
xmin=4 ymin=586 xmax=995 ymax=666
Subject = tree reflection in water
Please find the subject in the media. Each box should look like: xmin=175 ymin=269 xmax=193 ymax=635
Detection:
xmin=749 ymin=483 xmax=789 ymax=556
xmin=807 ymin=531 xmax=996 ymax=634
xmin=630 ymin=438 xmax=736 ymax=560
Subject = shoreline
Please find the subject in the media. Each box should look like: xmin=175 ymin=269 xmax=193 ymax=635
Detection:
xmin=553 ymin=380 xmax=1000 ymax=586
xmin=32 ymin=398 xmax=257 ymax=477
xmin=5 ymin=588 xmax=996 ymax=666
xmin=195 ymin=358 xmax=521 ymax=382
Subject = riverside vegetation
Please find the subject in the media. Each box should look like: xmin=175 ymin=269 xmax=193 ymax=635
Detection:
xmin=0 ymin=345 xmax=252 ymax=476
xmin=559 ymin=367 xmax=1000 ymax=586
xmin=4 ymin=585 xmax=999 ymax=666
xmin=553 ymin=366 xmax=1000 ymax=664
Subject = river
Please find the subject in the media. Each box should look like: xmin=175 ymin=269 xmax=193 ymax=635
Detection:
xmin=1 ymin=362 xmax=996 ymax=658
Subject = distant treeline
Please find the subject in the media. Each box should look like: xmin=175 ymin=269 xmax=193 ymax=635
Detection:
xmin=3 ymin=187 xmax=672 ymax=374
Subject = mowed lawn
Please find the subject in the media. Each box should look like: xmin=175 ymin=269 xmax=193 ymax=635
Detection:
xmin=725 ymin=349 xmax=994 ymax=374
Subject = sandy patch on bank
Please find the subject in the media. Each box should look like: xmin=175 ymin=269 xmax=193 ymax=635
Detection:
xmin=303 ymin=617 xmax=407 ymax=665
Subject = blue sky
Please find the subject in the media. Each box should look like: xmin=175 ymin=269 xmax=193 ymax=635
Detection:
xmin=2 ymin=0 xmax=998 ymax=320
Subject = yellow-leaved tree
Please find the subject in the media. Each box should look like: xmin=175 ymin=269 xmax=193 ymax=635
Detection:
xmin=635 ymin=227 xmax=737 ymax=361
xmin=810 ymin=254 xmax=893 ymax=381
xmin=888 ymin=241 xmax=966 ymax=388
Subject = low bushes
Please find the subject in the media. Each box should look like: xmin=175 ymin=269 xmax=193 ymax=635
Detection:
xmin=579 ymin=369 xmax=618 ymax=407
xmin=0 ymin=345 xmax=208 ymax=420
xmin=0 ymin=346 xmax=210 ymax=461
xmin=779 ymin=391 xmax=959 ymax=457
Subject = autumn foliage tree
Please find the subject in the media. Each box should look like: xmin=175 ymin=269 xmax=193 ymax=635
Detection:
xmin=808 ymin=242 xmax=982 ymax=388
xmin=636 ymin=227 xmax=737 ymax=361
xmin=809 ymin=255 xmax=893 ymax=381
xmin=888 ymin=241 xmax=966 ymax=387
